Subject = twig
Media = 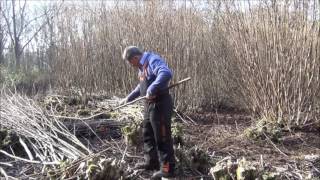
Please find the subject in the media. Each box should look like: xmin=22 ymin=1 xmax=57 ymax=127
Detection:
xmin=121 ymin=144 xmax=128 ymax=163
xmin=183 ymin=112 xmax=198 ymax=125
xmin=174 ymin=109 xmax=190 ymax=124
xmin=174 ymin=108 xmax=198 ymax=125
xmin=235 ymin=120 xmax=239 ymax=133
xmin=18 ymin=165 xmax=33 ymax=176
xmin=19 ymin=137 xmax=34 ymax=161
xmin=312 ymin=164 xmax=320 ymax=174
xmin=48 ymin=111 xmax=109 ymax=121
xmin=60 ymin=115 xmax=106 ymax=145
xmin=0 ymin=162 xmax=13 ymax=167
xmin=262 ymin=132 xmax=289 ymax=157
xmin=215 ymin=156 xmax=231 ymax=165
xmin=260 ymin=154 xmax=264 ymax=168
xmin=0 ymin=150 xmax=59 ymax=165
xmin=57 ymin=147 xmax=113 ymax=176
xmin=0 ymin=167 xmax=8 ymax=179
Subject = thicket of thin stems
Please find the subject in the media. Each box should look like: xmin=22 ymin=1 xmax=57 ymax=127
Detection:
xmin=3 ymin=0 xmax=320 ymax=127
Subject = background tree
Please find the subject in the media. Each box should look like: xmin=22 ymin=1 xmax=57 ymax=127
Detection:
xmin=0 ymin=1 xmax=6 ymax=65
xmin=1 ymin=0 xmax=57 ymax=71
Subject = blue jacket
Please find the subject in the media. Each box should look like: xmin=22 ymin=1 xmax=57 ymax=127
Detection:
xmin=127 ymin=52 xmax=172 ymax=102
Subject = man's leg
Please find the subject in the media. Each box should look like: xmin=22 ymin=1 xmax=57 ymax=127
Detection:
xmin=149 ymin=96 xmax=175 ymax=178
xmin=135 ymin=103 xmax=159 ymax=170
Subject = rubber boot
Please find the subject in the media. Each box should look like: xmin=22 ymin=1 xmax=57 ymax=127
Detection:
xmin=151 ymin=162 xmax=175 ymax=180
xmin=134 ymin=155 xmax=160 ymax=171
xmin=134 ymin=161 xmax=160 ymax=171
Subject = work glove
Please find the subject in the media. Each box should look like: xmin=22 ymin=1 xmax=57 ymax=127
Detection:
xmin=119 ymin=97 xmax=128 ymax=105
xmin=146 ymin=92 xmax=156 ymax=100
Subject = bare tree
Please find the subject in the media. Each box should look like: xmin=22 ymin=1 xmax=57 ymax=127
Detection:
xmin=1 ymin=0 xmax=24 ymax=69
xmin=1 ymin=0 xmax=57 ymax=71
xmin=0 ymin=2 xmax=5 ymax=65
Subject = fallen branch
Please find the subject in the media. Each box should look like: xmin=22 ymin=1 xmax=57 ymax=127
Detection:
xmin=0 ymin=150 xmax=59 ymax=165
xmin=48 ymin=111 xmax=109 ymax=121
xmin=174 ymin=108 xmax=198 ymax=125
xmin=174 ymin=109 xmax=190 ymax=125
xmin=263 ymin=132 xmax=289 ymax=158
xmin=0 ymin=167 xmax=8 ymax=179
xmin=19 ymin=138 xmax=34 ymax=161
xmin=0 ymin=162 xmax=12 ymax=167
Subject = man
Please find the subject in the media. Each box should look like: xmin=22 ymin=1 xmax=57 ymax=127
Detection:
xmin=121 ymin=46 xmax=175 ymax=179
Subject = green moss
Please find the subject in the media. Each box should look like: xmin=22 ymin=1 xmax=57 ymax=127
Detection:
xmin=93 ymin=113 xmax=111 ymax=119
xmin=262 ymin=172 xmax=280 ymax=180
xmin=190 ymin=147 xmax=212 ymax=173
xmin=172 ymin=122 xmax=183 ymax=145
xmin=77 ymin=109 xmax=91 ymax=116
xmin=244 ymin=116 xmax=282 ymax=142
xmin=0 ymin=129 xmax=18 ymax=149
xmin=236 ymin=158 xmax=257 ymax=180
xmin=121 ymin=124 xmax=140 ymax=146
xmin=210 ymin=162 xmax=234 ymax=180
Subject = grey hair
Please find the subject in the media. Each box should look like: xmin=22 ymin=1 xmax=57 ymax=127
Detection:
xmin=122 ymin=46 xmax=143 ymax=61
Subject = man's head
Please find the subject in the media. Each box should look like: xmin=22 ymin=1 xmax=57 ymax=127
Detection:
xmin=122 ymin=46 xmax=143 ymax=67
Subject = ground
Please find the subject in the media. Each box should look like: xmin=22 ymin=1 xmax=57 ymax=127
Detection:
xmin=182 ymin=110 xmax=320 ymax=179
xmin=1 ymin=94 xmax=319 ymax=179
xmin=108 ymin=109 xmax=320 ymax=179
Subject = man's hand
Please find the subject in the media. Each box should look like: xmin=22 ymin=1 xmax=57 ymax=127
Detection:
xmin=146 ymin=92 xmax=156 ymax=100
xmin=119 ymin=98 xmax=128 ymax=105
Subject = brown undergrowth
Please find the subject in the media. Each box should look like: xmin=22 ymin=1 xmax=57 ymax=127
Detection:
xmin=1 ymin=93 xmax=319 ymax=179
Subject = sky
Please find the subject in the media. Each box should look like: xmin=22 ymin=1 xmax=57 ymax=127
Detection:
xmin=2 ymin=0 xmax=318 ymax=53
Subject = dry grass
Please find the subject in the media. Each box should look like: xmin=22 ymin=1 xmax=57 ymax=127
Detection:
xmin=45 ymin=1 xmax=319 ymax=127
xmin=1 ymin=0 xmax=319 ymax=127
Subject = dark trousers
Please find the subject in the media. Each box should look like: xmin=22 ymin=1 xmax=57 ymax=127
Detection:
xmin=143 ymin=93 xmax=175 ymax=168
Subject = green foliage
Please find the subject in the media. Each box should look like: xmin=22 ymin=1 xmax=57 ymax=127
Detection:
xmin=171 ymin=121 xmax=184 ymax=145
xmin=171 ymin=122 xmax=183 ymax=137
xmin=0 ymin=65 xmax=49 ymax=94
xmin=210 ymin=158 xmax=283 ymax=180
xmin=244 ymin=116 xmax=283 ymax=142
xmin=0 ymin=65 xmax=25 ymax=87
xmin=189 ymin=146 xmax=212 ymax=173
xmin=56 ymin=159 xmax=72 ymax=179
xmin=210 ymin=158 xmax=237 ymax=180
xmin=121 ymin=123 xmax=140 ymax=146
xmin=175 ymin=145 xmax=214 ymax=175
xmin=0 ymin=128 xmax=18 ymax=149
xmin=48 ymin=157 xmax=124 ymax=180
xmin=261 ymin=172 xmax=280 ymax=180
xmin=236 ymin=158 xmax=257 ymax=180
xmin=77 ymin=109 xmax=91 ymax=116
xmin=121 ymin=114 xmax=183 ymax=147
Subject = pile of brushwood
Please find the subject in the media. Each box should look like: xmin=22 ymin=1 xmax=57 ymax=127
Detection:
xmin=0 ymin=90 xmax=207 ymax=179
xmin=0 ymin=90 xmax=319 ymax=179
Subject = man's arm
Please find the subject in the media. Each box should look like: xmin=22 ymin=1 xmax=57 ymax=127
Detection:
xmin=127 ymin=84 xmax=140 ymax=102
xmin=147 ymin=59 xmax=172 ymax=96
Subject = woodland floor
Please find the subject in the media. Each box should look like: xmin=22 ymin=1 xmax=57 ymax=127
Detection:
xmin=134 ymin=110 xmax=320 ymax=179
xmin=1 ymin=94 xmax=319 ymax=180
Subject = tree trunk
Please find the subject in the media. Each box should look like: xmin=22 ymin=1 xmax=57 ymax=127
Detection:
xmin=12 ymin=0 xmax=21 ymax=70
xmin=0 ymin=33 xmax=4 ymax=65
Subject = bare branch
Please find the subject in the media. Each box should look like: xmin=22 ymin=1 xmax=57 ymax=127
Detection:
xmin=0 ymin=150 xmax=59 ymax=165
xmin=17 ymin=0 xmax=26 ymax=38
